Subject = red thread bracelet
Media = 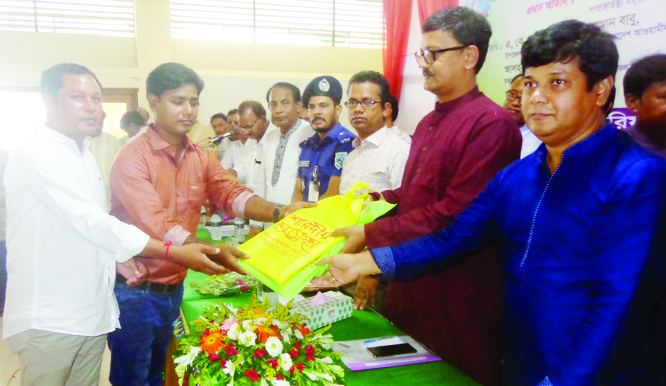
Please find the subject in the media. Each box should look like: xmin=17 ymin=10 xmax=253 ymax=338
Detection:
xmin=164 ymin=240 xmax=172 ymax=261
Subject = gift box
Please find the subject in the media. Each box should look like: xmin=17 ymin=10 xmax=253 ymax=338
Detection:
xmin=290 ymin=291 xmax=353 ymax=330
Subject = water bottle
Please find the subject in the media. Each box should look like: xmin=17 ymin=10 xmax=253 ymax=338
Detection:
xmin=233 ymin=218 xmax=245 ymax=244
xmin=198 ymin=205 xmax=206 ymax=228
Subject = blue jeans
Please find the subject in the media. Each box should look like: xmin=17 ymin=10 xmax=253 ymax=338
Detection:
xmin=108 ymin=282 xmax=183 ymax=386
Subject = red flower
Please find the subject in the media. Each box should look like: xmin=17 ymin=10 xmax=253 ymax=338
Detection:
xmin=253 ymin=348 xmax=266 ymax=357
xmin=276 ymin=373 xmax=285 ymax=380
xmin=208 ymin=353 xmax=219 ymax=362
xmin=294 ymin=362 xmax=304 ymax=373
xmin=225 ymin=344 xmax=238 ymax=356
xmin=289 ymin=342 xmax=301 ymax=358
xmin=298 ymin=324 xmax=310 ymax=336
xmin=305 ymin=344 xmax=315 ymax=356
xmin=266 ymin=358 xmax=278 ymax=369
xmin=236 ymin=279 xmax=250 ymax=292
xmin=289 ymin=366 xmax=295 ymax=374
xmin=220 ymin=359 xmax=229 ymax=368
xmin=306 ymin=355 xmax=315 ymax=362
xmin=244 ymin=369 xmax=260 ymax=382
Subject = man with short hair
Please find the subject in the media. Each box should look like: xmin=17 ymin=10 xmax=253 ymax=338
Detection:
xmin=319 ymin=19 xmax=666 ymax=386
xmin=332 ymin=8 xmax=520 ymax=386
xmin=624 ymin=54 xmax=666 ymax=158
xmin=221 ymin=112 xmax=250 ymax=170
xmin=293 ymin=76 xmax=355 ymax=203
xmin=252 ymin=82 xmax=313 ymax=231
xmin=383 ymin=94 xmax=411 ymax=143
xmin=231 ymin=100 xmax=271 ymax=190
xmin=211 ymin=112 xmax=231 ymax=161
xmin=119 ymin=110 xmax=146 ymax=146
xmin=339 ymin=71 xmax=410 ymax=196
xmin=3 ymin=63 xmax=225 ymax=386
xmin=503 ymin=74 xmax=541 ymax=158
xmin=108 ymin=63 xmax=311 ymax=386
xmin=211 ymin=112 xmax=228 ymax=136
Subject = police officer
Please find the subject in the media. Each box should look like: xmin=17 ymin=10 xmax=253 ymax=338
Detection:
xmin=292 ymin=76 xmax=355 ymax=202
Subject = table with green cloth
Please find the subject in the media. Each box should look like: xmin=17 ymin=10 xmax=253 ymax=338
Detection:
xmin=178 ymin=230 xmax=481 ymax=386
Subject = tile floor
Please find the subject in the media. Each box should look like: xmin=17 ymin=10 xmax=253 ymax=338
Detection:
xmin=0 ymin=318 xmax=113 ymax=386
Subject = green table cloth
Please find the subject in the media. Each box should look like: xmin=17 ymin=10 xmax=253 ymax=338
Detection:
xmin=180 ymin=230 xmax=481 ymax=385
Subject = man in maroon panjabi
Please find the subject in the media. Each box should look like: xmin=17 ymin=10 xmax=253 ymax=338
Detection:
xmin=335 ymin=8 xmax=520 ymax=386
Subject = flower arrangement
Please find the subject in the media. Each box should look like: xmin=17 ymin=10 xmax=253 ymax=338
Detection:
xmin=190 ymin=272 xmax=259 ymax=296
xmin=173 ymin=292 xmax=345 ymax=386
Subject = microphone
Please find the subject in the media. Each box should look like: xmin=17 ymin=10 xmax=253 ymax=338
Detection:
xmin=208 ymin=130 xmax=235 ymax=145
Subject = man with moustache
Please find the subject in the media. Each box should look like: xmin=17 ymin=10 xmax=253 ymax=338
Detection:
xmin=292 ymin=76 xmax=355 ymax=202
xmin=108 ymin=63 xmax=311 ymax=386
xmin=3 ymin=63 xmax=224 ymax=386
xmin=331 ymin=7 xmax=520 ymax=386
xmin=503 ymin=74 xmax=542 ymax=158
xmin=252 ymin=82 xmax=313 ymax=232
xmin=317 ymin=19 xmax=666 ymax=386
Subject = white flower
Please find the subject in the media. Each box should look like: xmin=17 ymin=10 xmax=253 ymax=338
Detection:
xmin=239 ymin=330 xmax=257 ymax=347
xmin=260 ymin=378 xmax=269 ymax=386
xmin=273 ymin=319 xmax=285 ymax=329
xmin=265 ymin=336 xmax=283 ymax=357
xmin=303 ymin=371 xmax=317 ymax=381
xmin=280 ymin=353 xmax=293 ymax=371
xmin=317 ymin=356 xmax=333 ymax=364
xmin=224 ymin=303 xmax=238 ymax=314
xmin=173 ymin=346 xmax=201 ymax=377
xmin=272 ymin=380 xmax=290 ymax=386
xmin=294 ymin=329 xmax=303 ymax=340
xmin=227 ymin=322 xmax=241 ymax=340
xmin=242 ymin=319 xmax=253 ymax=330
xmin=222 ymin=359 xmax=235 ymax=376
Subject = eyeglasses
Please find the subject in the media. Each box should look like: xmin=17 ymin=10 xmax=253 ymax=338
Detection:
xmin=505 ymin=90 xmax=521 ymax=103
xmin=344 ymin=100 xmax=381 ymax=109
xmin=414 ymin=45 xmax=468 ymax=65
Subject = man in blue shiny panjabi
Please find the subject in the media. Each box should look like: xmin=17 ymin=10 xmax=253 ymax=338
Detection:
xmin=315 ymin=20 xmax=666 ymax=386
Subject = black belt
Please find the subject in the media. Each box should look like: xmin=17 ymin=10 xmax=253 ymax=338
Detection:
xmin=115 ymin=275 xmax=181 ymax=294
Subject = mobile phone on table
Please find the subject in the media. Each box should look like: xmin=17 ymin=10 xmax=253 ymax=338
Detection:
xmin=367 ymin=343 xmax=417 ymax=358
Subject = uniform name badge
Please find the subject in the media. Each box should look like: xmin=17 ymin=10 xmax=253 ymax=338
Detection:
xmin=307 ymin=180 xmax=320 ymax=202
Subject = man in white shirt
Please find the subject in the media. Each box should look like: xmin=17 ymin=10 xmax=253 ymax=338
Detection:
xmin=250 ymin=83 xmax=313 ymax=234
xmin=337 ymin=71 xmax=411 ymax=312
xmin=340 ymin=71 xmax=411 ymax=195
xmin=231 ymin=100 xmax=271 ymax=190
xmin=3 ymin=63 xmax=233 ymax=386
xmin=503 ymin=74 xmax=541 ymax=158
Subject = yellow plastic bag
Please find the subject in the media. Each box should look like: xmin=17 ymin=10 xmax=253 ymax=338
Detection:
xmin=238 ymin=182 xmax=395 ymax=299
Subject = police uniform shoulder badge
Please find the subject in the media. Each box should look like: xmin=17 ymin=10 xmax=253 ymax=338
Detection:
xmin=334 ymin=152 xmax=347 ymax=170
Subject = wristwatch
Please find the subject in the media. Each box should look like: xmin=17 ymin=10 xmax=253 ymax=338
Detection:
xmin=273 ymin=205 xmax=285 ymax=223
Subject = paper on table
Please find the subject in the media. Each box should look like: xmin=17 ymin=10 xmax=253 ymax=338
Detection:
xmin=332 ymin=335 xmax=441 ymax=371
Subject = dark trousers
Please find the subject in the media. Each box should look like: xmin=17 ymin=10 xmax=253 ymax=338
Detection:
xmin=108 ymin=282 xmax=183 ymax=386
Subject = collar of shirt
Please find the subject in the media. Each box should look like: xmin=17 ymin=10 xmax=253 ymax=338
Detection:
xmin=39 ymin=124 xmax=91 ymax=156
xmin=281 ymin=119 xmax=302 ymax=138
xmin=352 ymin=125 xmax=389 ymax=149
xmin=145 ymin=124 xmax=195 ymax=161
xmin=302 ymin=122 xmax=344 ymax=149
xmin=533 ymin=122 xmax=614 ymax=169
xmin=432 ymin=86 xmax=482 ymax=124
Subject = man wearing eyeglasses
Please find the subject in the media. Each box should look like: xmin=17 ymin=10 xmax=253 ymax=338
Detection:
xmin=332 ymin=7 xmax=520 ymax=386
xmin=503 ymin=74 xmax=542 ymax=158
xmin=231 ymin=100 xmax=271 ymax=190
xmin=292 ymin=76 xmax=355 ymax=203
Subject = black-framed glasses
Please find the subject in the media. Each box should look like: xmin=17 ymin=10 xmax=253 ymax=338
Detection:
xmin=505 ymin=90 xmax=521 ymax=103
xmin=414 ymin=45 xmax=468 ymax=65
xmin=344 ymin=100 xmax=381 ymax=109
